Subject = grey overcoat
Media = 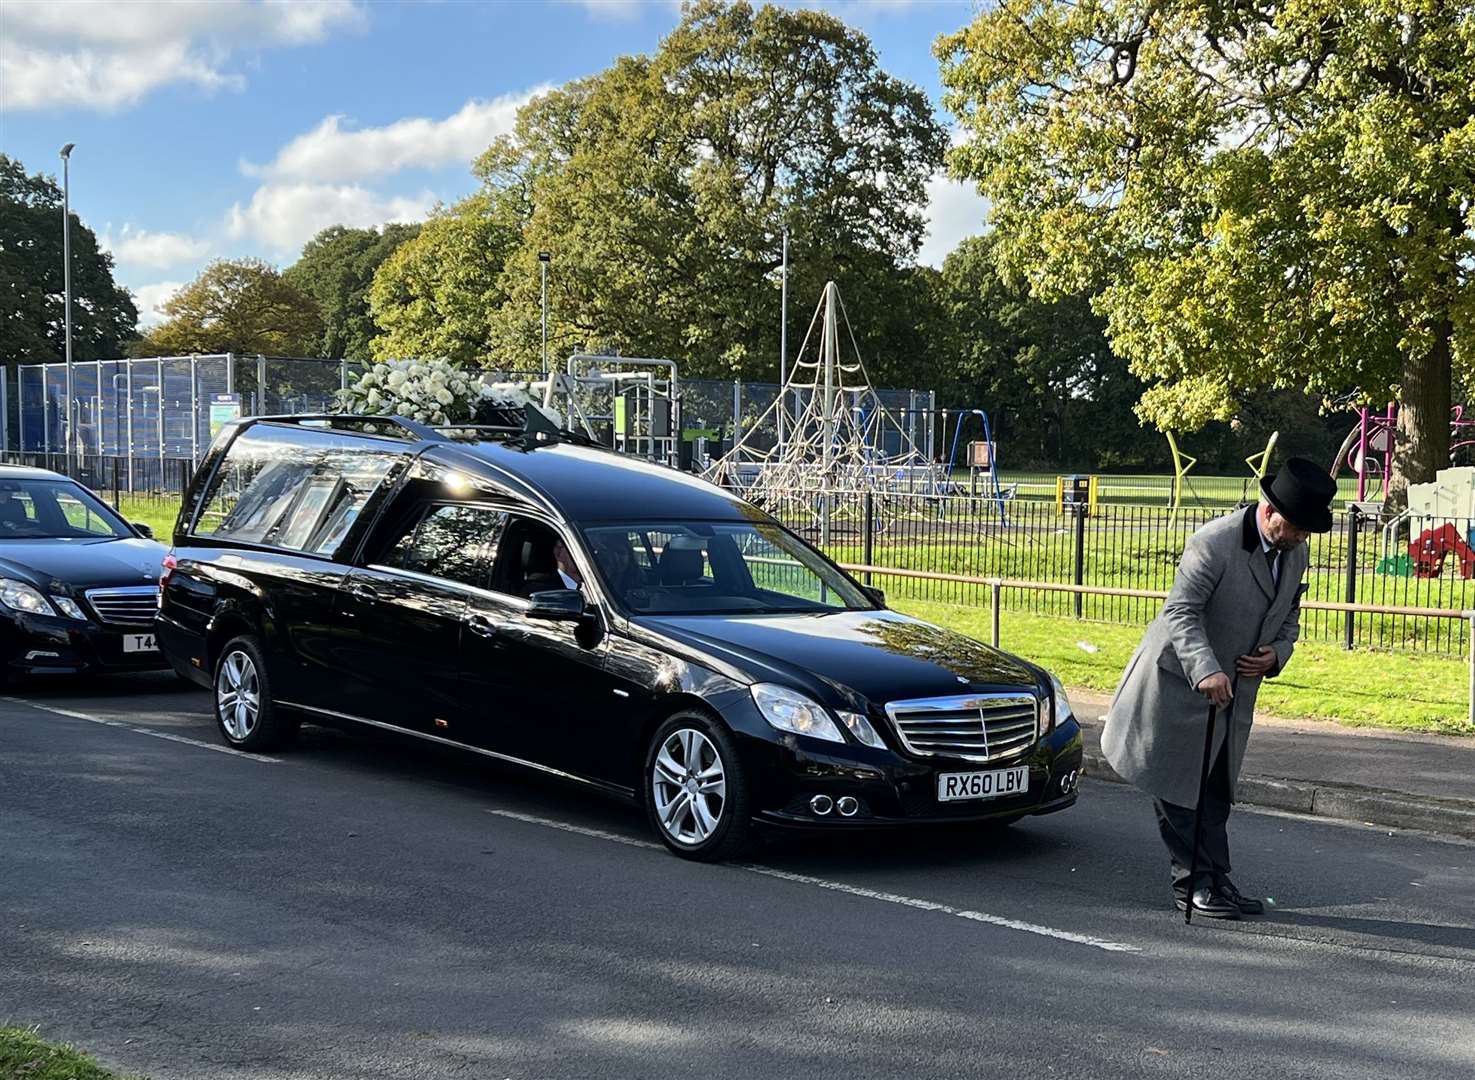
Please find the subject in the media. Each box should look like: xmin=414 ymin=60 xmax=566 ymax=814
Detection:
xmin=1102 ymin=506 xmax=1307 ymax=808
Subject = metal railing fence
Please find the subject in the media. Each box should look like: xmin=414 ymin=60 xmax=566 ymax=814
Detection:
xmin=836 ymin=564 xmax=1475 ymax=723
xmin=741 ymin=486 xmax=1474 ymax=657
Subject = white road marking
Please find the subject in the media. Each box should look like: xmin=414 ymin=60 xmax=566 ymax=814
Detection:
xmin=2 ymin=696 xmax=281 ymax=763
xmin=486 ymin=808 xmax=1141 ymax=954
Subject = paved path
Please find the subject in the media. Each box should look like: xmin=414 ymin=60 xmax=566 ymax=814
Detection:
xmin=3 ymin=675 xmax=1473 ymax=1079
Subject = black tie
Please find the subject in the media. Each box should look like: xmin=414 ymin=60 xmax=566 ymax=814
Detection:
xmin=1264 ymin=547 xmax=1278 ymax=582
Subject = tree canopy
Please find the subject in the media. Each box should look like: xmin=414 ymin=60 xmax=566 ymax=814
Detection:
xmin=939 ymin=0 xmax=1475 ymax=496
xmin=371 ymin=0 xmax=946 ymax=380
xmin=284 ymin=224 xmax=420 ymax=361
xmin=139 ymin=258 xmax=322 ymax=357
xmin=368 ymin=192 xmax=525 ymax=364
xmin=0 ymin=154 xmax=138 ymax=365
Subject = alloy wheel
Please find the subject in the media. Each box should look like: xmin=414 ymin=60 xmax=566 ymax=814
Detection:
xmin=651 ymin=727 xmax=727 ymax=846
xmin=217 ymin=650 xmax=260 ymax=741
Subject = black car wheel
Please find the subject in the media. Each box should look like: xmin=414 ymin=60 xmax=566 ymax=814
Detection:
xmin=644 ymin=711 xmax=751 ymax=861
xmin=213 ymin=636 xmax=295 ymax=752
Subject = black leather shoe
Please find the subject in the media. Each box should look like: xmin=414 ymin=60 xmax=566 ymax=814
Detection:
xmin=1174 ymin=886 xmax=1241 ymax=919
xmin=1216 ymin=878 xmax=1265 ymax=915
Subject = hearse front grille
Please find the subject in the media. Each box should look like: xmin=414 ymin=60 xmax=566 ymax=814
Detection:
xmin=883 ymin=693 xmax=1039 ymax=764
xmin=85 ymin=586 xmax=160 ymax=627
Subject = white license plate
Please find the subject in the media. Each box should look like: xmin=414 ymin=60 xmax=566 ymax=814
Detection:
xmin=122 ymin=633 xmax=157 ymax=654
xmin=936 ymin=766 xmax=1029 ymax=802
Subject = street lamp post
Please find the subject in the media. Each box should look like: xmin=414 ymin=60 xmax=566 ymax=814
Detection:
xmin=538 ymin=251 xmax=551 ymax=378
xmin=60 ymin=143 xmax=75 ymax=472
xmin=778 ymin=225 xmax=789 ymax=448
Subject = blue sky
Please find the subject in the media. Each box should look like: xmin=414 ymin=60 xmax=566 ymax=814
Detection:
xmin=0 ymin=0 xmax=987 ymax=325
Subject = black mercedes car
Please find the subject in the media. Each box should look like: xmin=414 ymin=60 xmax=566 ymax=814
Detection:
xmin=0 ymin=465 xmax=168 ymax=684
xmin=159 ymin=413 xmax=1082 ymax=860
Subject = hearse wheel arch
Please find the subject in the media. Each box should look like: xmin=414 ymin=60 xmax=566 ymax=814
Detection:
xmin=643 ymin=708 xmax=752 ymax=861
xmin=213 ymin=634 xmax=298 ymax=752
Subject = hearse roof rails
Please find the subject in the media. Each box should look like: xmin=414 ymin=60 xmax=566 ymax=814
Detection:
xmin=251 ymin=404 xmax=600 ymax=451
xmin=251 ymin=413 xmax=446 ymax=441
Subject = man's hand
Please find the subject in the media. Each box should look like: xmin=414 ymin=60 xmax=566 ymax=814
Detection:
xmin=1235 ymin=646 xmax=1278 ymax=679
xmin=1196 ymin=671 xmax=1233 ymax=707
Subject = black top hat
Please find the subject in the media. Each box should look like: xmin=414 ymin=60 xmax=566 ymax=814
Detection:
xmin=1260 ymin=456 xmax=1337 ymax=533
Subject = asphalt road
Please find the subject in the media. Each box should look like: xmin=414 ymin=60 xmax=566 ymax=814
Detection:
xmin=2 ymin=674 xmax=1473 ymax=1080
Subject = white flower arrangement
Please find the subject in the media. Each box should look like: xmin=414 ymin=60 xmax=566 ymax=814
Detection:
xmin=337 ymin=357 xmax=553 ymax=429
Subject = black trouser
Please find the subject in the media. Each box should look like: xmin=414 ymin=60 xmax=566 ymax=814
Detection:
xmin=1153 ymin=741 xmax=1233 ymax=896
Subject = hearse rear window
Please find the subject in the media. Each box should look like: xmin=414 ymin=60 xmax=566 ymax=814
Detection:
xmin=194 ymin=425 xmax=400 ymax=555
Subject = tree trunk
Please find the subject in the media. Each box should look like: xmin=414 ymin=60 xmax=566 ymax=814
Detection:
xmin=1388 ymin=318 xmax=1453 ymax=510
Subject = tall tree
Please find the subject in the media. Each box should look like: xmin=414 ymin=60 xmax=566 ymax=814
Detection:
xmin=368 ymin=192 xmax=524 ymax=364
xmin=370 ymin=1 xmax=946 ymax=378
xmin=0 ymin=154 xmax=138 ymax=363
xmin=284 ymin=223 xmax=420 ymax=360
xmin=938 ymin=1 xmax=1474 ymax=500
xmin=140 ymin=258 xmax=322 ymax=357
xmin=928 ymin=235 xmax=1138 ymax=469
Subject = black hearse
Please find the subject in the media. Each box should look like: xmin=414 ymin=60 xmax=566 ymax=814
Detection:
xmin=159 ymin=412 xmax=1082 ymax=859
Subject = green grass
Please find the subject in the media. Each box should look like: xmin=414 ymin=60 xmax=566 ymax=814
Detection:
xmin=977 ymin=470 xmax=1370 ymax=510
xmin=106 ymin=495 xmax=180 ymax=540
xmin=891 ymin=597 xmax=1474 ymax=736
xmin=0 ymin=1027 xmax=143 ymax=1080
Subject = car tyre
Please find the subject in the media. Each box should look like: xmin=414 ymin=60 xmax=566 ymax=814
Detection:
xmin=644 ymin=711 xmax=751 ymax=862
xmin=213 ymin=636 xmax=295 ymax=752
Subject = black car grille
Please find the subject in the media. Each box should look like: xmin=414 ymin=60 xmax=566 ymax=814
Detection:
xmin=884 ymin=694 xmax=1039 ymax=764
xmin=85 ymin=586 xmax=160 ymax=627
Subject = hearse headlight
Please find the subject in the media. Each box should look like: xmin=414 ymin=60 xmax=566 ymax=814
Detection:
xmin=751 ymin=683 xmax=845 ymax=743
xmin=836 ymin=709 xmax=886 ymax=749
xmin=51 ymin=596 xmax=86 ymax=621
xmin=1048 ymin=673 xmax=1074 ymax=733
xmin=0 ymin=578 xmax=56 ymax=616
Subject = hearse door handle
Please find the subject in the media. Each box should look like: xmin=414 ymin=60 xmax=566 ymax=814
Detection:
xmin=347 ymin=580 xmax=380 ymax=603
xmin=465 ymin=613 xmax=499 ymax=639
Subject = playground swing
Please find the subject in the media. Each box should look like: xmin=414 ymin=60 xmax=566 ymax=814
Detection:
xmin=941 ymin=408 xmax=1010 ymax=525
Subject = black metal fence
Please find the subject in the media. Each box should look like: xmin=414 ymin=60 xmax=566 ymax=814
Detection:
xmin=744 ymin=486 xmax=1471 ymax=656
xmin=2 ymin=451 xmax=199 ymax=499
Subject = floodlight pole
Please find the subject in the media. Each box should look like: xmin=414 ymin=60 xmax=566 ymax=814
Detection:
xmin=778 ymin=226 xmax=788 ymax=448
xmin=538 ymin=251 xmax=550 ymax=378
xmin=60 ymin=143 xmax=75 ymax=473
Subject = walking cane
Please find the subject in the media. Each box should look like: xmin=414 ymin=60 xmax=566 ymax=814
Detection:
xmin=1184 ymin=697 xmax=1220 ymax=926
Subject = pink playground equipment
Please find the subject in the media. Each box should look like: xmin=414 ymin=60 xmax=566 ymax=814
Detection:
xmin=1338 ymin=404 xmax=1475 ymax=578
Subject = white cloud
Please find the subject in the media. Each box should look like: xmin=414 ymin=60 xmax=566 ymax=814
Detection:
xmin=105 ymin=226 xmax=211 ymax=270
xmin=566 ymin=0 xmax=649 ymax=20
xmin=0 ymin=0 xmax=364 ymax=111
xmin=918 ymin=172 xmax=991 ymax=268
xmin=225 ymin=182 xmax=434 ymax=253
xmin=244 ymin=90 xmax=548 ymax=183
xmin=133 ymin=281 xmax=186 ymax=328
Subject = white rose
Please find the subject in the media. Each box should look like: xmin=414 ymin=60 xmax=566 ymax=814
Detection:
xmin=366 ymin=388 xmax=382 ymax=408
xmin=435 ymin=386 xmax=454 ymax=405
xmin=387 ymin=370 xmax=407 ymax=389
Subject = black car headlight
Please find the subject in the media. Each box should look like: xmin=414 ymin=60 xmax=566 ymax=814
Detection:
xmin=1048 ymin=673 xmax=1075 ymax=733
xmin=835 ymin=709 xmax=887 ymax=749
xmin=0 ymin=578 xmax=57 ymax=616
xmin=750 ymin=683 xmax=845 ymax=743
xmin=51 ymin=596 xmax=86 ymax=620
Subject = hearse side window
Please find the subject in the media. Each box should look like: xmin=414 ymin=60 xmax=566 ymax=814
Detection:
xmin=379 ymin=504 xmax=507 ymax=590
xmin=193 ymin=426 xmax=399 ymax=556
xmin=489 ymin=517 xmax=581 ymax=599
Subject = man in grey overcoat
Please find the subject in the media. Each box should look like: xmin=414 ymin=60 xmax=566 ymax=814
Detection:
xmin=1103 ymin=457 xmax=1338 ymax=919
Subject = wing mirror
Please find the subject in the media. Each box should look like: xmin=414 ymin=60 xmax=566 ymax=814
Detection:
xmin=132 ymin=522 xmax=155 ymax=539
xmin=862 ymin=585 xmax=886 ymax=608
xmin=527 ymin=588 xmax=587 ymax=621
